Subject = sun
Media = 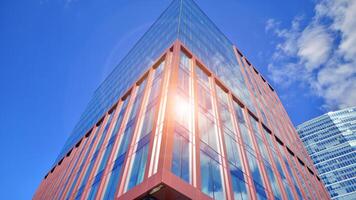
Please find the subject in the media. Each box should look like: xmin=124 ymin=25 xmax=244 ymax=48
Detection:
xmin=174 ymin=95 xmax=191 ymax=124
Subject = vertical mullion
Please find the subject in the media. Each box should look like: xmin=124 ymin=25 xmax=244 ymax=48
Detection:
xmin=211 ymin=78 xmax=234 ymax=200
xmin=69 ymin=115 xmax=109 ymax=199
xmin=116 ymin=69 xmax=153 ymax=196
xmin=228 ymin=97 xmax=257 ymax=200
xmin=144 ymin=54 xmax=170 ymax=179
xmin=94 ymin=89 xmax=136 ymax=199
xmin=234 ymin=48 xmax=283 ymax=200
xmin=80 ymin=105 xmax=120 ymax=199
xmin=60 ymin=127 xmax=97 ymax=199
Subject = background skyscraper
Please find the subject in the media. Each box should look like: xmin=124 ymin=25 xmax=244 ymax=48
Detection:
xmin=34 ymin=0 xmax=329 ymax=199
xmin=297 ymin=107 xmax=356 ymax=200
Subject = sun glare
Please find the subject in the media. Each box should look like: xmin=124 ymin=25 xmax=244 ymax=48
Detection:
xmin=174 ymin=95 xmax=191 ymax=120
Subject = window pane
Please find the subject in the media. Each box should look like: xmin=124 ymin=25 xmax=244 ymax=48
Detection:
xmin=178 ymin=67 xmax=190 ymax=94
xmin=246 ymin=150 xmax=264 ymax=187
xmin=224 ymin=132 xmax=243 ymax=170
xmin=126 ymin=142 xmax=149 ymax=191
xmin=218 ymin=103 xmax=234 ymax=132
xmin=171 ymin=131 xmax=191 ymax=183
xmin=137 ymin=104 xmax=156 ymax=141
xmin=200 ymin=151 xmax=225 ymax=200
xmin=197 ymin=83 xmax=213 ymax=113
xmin=196 ymin=66 xmax=209 ymax=86
xmin=180 ymin=52 xmax=191 ymax=70
xmin=174 ymin=95 xmax=191 ymax=130
xmin=215 ymin=84 xmax=229 ymax=106
xmin=264 ymin=161 xmax=282 ymax=200
xmin=233 ymin=102 xmax=246 ymax=125
xmin=198 ymin=111 xmax=219 ymax=152
xmin=103 ymin=155 xmax=125 ymax=199
xmin=230 ymin=165 xmax=248 ymax=200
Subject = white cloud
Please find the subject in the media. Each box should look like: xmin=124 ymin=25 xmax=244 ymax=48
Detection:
xmin=266 ymin=0 xmax=356 ymax=110
xmin=265 ymin=19 xmax=277 ymax=32
xmin=297 ymin=24 xmax=332 ymax=71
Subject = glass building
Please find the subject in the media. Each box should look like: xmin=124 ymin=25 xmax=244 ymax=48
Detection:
xmin=297 ymin=107 xmax=356 ymax=200
xmin=34 ymin=0 xmax=329 ymax=199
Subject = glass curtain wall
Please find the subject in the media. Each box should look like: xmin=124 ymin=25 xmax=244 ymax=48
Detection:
xmin=125 ymin=62 xmax=165 ymax=191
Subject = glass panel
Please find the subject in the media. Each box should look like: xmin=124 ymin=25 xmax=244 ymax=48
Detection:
xmin=101 ymin=82 xmax=147 ymax=198
xmin=198 ymin=111 xmax=219 ymax=153
xmin=174 ymin=95 xmax=191 ymax=130
xmin=102 ymin=154 xmax=125 ymax=199
xmin=215 ymin=84 xmax=229 ymax=106
xmin=94 ymin=97 xmax=131 ymax=180
xmin=233 ymin=101 xmax=247 ymax=125
xmin=125 ymin=67 xmax=164 ymax=191
xmin=197 ymin=83 xmax=213 ymax=113
xmin=245 ymin=150 xmax=264 ymax=188
xmin=57 ymin=138 xmax=90 ymax=199
xmin=137 ymin=104 xmax=156 ymax=141
xmin=223 ymin=132 xmax=243 ymax=170
xmin=126 ymin=141 xmax=150 ymax=190
xmin=200 ymin=151 xmax=225 ymax=200
xmin=65 ymin=127 xmax=101 ymax=199
xmin=249 ymin=115 xmax=261 ymax=136
xmin=264 ymin=161 xmax=282 ymax=200
xmin=76 ymin=113 xmax=116 ymax=196
xmin=178 ymin=67 xmax=190 ymax=95
xmin=180 ymin=52 xmax=191 ymax=71
xmin=171 ymin=130 xmax=191 ymax=183
xmin=196 ymin=66 xmax=209 ymax=86
xmin=218 ymin=102 xmax=234 ymax=132
xmin=230 ymin=165 xmax=249 ymax=200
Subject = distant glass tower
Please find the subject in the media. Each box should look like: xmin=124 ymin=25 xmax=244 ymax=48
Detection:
xmin=297 ymin=107 xmax=356 ymax=200
xmin=34 ymin=0 xmax=329 ymax=199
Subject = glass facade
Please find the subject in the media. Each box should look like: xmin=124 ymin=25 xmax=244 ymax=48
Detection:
xmin=34 ymin=0 xmax=329 ymax=200
xmin=297 ymin=107 xmax=356 ymax=200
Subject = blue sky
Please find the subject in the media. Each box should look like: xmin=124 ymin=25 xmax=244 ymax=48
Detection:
xmin=0 ymin=0 xmax=354 ymax=199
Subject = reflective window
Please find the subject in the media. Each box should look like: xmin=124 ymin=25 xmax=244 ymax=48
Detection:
xmin=98 ymin=101 xmax=131 ymax=170
xmin=178 ymin=67 xmax=190 ymax=94
xmin=224 ymin=131 xmax=243 ymax=170
xmin=198 ymin=111 xmax=219 ymax=153
xmin=126 ymin=138 xmax=150 ymax=190
xmin=240 ymin=126 xmax=254 ymax=151
xmin=171 ymin=52 xmax=193 ymax=184
xmin=171 ymin=127 xmax=191 ymax=183
xmin=249 ymin=115 xmax=261 ymax=136
xmin=65 ymin=127 xmax=100 ymax=200
xmin=278 ymin=145 xmax=303 ymax=200
xmin=245 ymin=150 xmax=267 ymax=200
xmin=230 ymin=165 xmax=249 ymax=200
xmin=264 ymin=161 xmax=282 ymax=200
xmin=196 ymin=66 xmax=209 ymax=86
xmin=233 ymin=102 xmax=254 ymax=151
xmin=75 ymin=113 xmax=113 ymax=200
xmin=180 ymin=52 xmax=191 ymax=71
xmin=137 ymin=104 xmax=156 ymax=141
xmin=233 ymin=102 xmax=246 ymax=125
xmin=224 ymin=132 xmax=249 ymax=200
xmin=218 ymin=102 xmax=234 ymax=133
xmin=197 ymin=84 xmax=213 ymax=113
xmin=103 ymin=81 xmax=147 ymax=198
xmin=175 ymin=94 xmax=191 ymax=129
xmin=246 ymin=150 xmax=264 ymax=187
xmin=256 ymin=136 xmax=269 ymax=163
xmin=57 ymin=138 xmax=90 ymax=199
xmin=215 ymin=84 xmax=229 ymax=106
xmin=200 ymin=151 xmax=225 ymax=200
xmin=125 ymin=67 xmax=163 ymax=191
xmin=103 ymin=154 xmax=125 ymax=199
